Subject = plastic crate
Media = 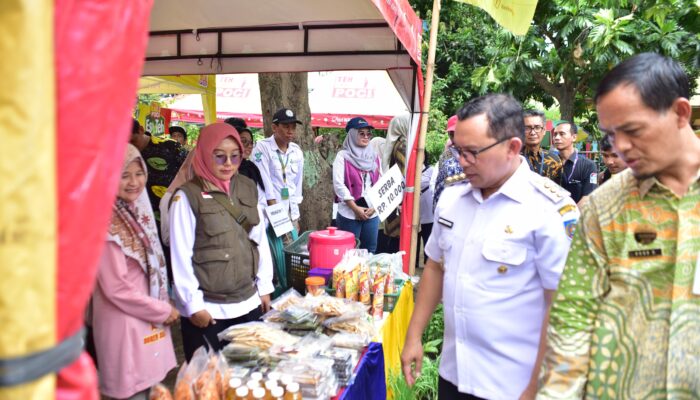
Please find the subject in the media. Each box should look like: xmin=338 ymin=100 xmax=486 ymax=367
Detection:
xmin=284 ymin=231 xmax=360 ymax=294
xmin=284 ymin=231 xmax=313 ymax=294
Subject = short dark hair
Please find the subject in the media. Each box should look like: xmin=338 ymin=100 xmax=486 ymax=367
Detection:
xmin=556 ymin=120 xmax=578 ymax=135
xmin=600 ymin=135 xmax=613 ymax=151
xmin=595 ymin=53 xmax=690 ymax=112
xmin=456 ymin=94 xmax=524 ymax=141
xmin=224 ymin=117 xmax=247 ymax=132
xmin=132 ymin=119 xmax=141 ymax=134
xmin=169 ymin=126 xmax=187 ymax=138
xmin=523 ymin=109 xmax=545 ymax=125
xmin=238 ymin=128 xmax=253 ymax=140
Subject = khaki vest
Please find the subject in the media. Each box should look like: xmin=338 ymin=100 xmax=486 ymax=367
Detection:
xmin=179 ymin=175 xmax=261 ymax=303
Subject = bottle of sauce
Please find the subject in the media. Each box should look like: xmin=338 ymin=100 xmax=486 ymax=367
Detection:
xmin=252 ymin=387 xmax=266 ymax=399
xmin=235 ymin=386 xmax=251 ymax=400
xmin=270 ymin=386 xmax=285 ymax=400
xmin=284 ymin=382 xmax=301 ymax=400
xmin=227 ymin=378 xmax=242 ymax=400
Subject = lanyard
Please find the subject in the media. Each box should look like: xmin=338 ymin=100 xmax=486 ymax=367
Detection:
xmin=276 ymin=150 xmax=289 ymax=184
xmin=563 ymin=151 xmax=579 ymax=184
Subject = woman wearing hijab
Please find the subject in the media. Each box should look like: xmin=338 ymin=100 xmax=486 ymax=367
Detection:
xmin=93 ymin=144 xmax=178 ymax=400
xmin=169 ymin=123 xmax=274 ymax=361
xmin=377 ymin=114 xmax=410 ymax=253
xmin=333 ymin=117 xmax=382 ymax=253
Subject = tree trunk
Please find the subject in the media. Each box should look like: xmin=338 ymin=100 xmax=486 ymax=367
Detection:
xmin=258 ymin=72 xmax=334 ymax=232
xmin=557 ymin=84 xmax=576 ymax=123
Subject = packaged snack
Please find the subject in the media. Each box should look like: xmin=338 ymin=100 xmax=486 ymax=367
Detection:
xmin=344 ymin=267 xmax=359 ymax=301
xmin=218 ymin=322 xmax=298 ymax=350
xmin=335 ymin=270 xmax=346 ymax=298
xmin=331 ymin=332 xmax=370 ymax=350
xmin=173 ymin=362 xmax=194 ymax=400
xmin=270 ymin=288 xmax=303 ymax=311
xmin=385 ymin=269 xmax=396 ymax=295
xmin=150 ymin=384 xmax=173 ymax=400
xmin=305 ymin=276 xmax=326 ymax=296
xmin=323 ymin=311 xmax=376 ymax=337
xmin=372 ymin=274 xmax=385 ymax=320
xmin=359 ymin=266 xmax=370 ymax=305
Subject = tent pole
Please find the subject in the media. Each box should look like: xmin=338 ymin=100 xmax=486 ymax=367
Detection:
xmin=408 ymin=0 xmax=441 ymax=276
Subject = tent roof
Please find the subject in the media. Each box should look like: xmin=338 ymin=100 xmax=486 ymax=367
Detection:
xmin=145 ymin=0 xmax=422 ymax=111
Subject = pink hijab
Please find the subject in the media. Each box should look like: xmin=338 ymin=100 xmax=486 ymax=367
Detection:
xmin=192 ymin=123 xmax=243 ymax=194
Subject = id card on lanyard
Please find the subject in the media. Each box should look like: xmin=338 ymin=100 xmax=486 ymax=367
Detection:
xmin=563 ymin=151 xmax=579 ymax=185
xmin=277 ymin=151 xmax=290 ymax=200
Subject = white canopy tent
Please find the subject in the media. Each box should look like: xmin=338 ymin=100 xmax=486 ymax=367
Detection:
xmin=144 ymin=0 xmax=425 ymax=268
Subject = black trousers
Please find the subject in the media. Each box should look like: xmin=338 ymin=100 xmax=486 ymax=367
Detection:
xmin=180 ymin=306 xmax=263 ymax=362
xmin=438 ymin=375 xmax=488 ymax=400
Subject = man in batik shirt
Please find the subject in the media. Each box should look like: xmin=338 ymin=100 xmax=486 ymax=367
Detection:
xmin=130 ymin=119 xmax=188 ymax=224
xmin=538 ymin=53 xmax=700 ymax=398
xmin=522 ymin=109 xmax=562 ymax=182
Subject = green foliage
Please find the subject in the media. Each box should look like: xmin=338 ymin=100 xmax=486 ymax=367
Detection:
xmin=388 ymin=355 xmax=441 ymax=400
xmin=410 ymin=0 xmax=700 ymax=128
xmin=422 ymin=304 xmax=444 ymax=347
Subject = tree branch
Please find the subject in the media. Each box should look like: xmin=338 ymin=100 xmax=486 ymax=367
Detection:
xmin=532 ymin=71 xmax=561 ymax=99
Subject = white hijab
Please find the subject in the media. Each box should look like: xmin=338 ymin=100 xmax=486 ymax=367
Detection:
xmin=382 ymin=114 xmax=411 ymax=172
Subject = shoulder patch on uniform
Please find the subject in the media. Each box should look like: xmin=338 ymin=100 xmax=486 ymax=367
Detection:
xmin=254 ymin=151 xmax=262 ymax=162
xmin=564 ymin=219 xmax=577 ymax=239
xmin=531 ymin=175 xmax=568 ymax=203
xmin=445 ymin=172 xmax=468 ymax=187
xmin=589 ymin=172 xmax=598 ymax=184
xmin=172 ymin=195 xmax=181 ymax=202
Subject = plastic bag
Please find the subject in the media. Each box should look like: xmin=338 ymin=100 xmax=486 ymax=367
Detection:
xmin=331 ymin=332 xmax=371 ymax=350
xmin=271 ymin=287 xmax=303 ymax=311
xmin=323 ymin=311 xmax=376 ymax=337
xmin=150 ymin=384 xmax=173 ymax=400
xmin=173 ymin=362 xmax=194 ymax=400
xmin=217 ymin=321 xmax=298 ymax=350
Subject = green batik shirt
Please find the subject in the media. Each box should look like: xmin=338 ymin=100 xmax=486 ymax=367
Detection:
xmin=538 ymin=168 xmax=700 ymax=399
xmin=524 ymin=147 xmax=563 ymax=183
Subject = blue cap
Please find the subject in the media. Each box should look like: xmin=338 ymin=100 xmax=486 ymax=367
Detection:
xmin=345 ymin=117 xmax=374 ymax=132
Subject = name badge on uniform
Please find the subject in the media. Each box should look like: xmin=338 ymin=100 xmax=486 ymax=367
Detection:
xmin=628 ymin=249 xmax=662 ymax=258
xmin=438 ymin=217 xmax=453 ymax=229
xmin=280 ymin=187 xmax=290 ymax=200
xmin=201 ymin=192 xmax=213 ymax=199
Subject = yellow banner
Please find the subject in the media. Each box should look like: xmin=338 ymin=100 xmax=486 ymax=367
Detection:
xmin=0 ymin=0 xmax=57 ymax=398
xmin=455 ymin=0 xmax=538 ymax=36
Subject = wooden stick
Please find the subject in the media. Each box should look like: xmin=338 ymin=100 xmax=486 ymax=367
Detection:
xmin=408 ymin=0 xmax=441 ymax=275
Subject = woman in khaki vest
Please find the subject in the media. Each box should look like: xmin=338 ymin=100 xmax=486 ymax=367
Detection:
xmin=168 ymin=123 xmax=274 ymax=361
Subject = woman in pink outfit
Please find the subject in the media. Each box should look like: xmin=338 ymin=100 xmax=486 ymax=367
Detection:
xmin=92 ymin=144 xmax=179 ymax=400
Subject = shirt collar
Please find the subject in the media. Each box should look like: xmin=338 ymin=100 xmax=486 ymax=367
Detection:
xmin=467 ymin=157 xmax=530 ymax=204
xmin=637 ymin=167 xmax=700 ymax=198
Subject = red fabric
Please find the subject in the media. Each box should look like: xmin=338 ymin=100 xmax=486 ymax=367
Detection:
xmin=370 ymin=0 xmax=423 ymax=65
xmin=54 ymin=0 xmax=154 ymax=398
xmin=399 ymin=68 xmax=425 ymax=272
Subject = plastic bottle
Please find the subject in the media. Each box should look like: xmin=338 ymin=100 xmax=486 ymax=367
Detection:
xmin=284 ymin=382 xmax=301 ymax=400
xmin=235 ymin=386 xmax=250 ymax=400
xmin=263 ymin=380 xmax=278 ymax=400
xmin=246 ymin=379 xmax=261 ymax=390
xmin=227 ymin=378 xmax=242 ymax=400
xmin=252 ymin=387 xmax=266 ymax=399
xmin=270 ymin=386 xmax=285 ymax=400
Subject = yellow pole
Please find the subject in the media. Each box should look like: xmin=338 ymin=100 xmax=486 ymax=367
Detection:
xmin=408 ymin=0 xmax=441 ymax=275
xmin=0 ymin=0 xmax=57 ymax=398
